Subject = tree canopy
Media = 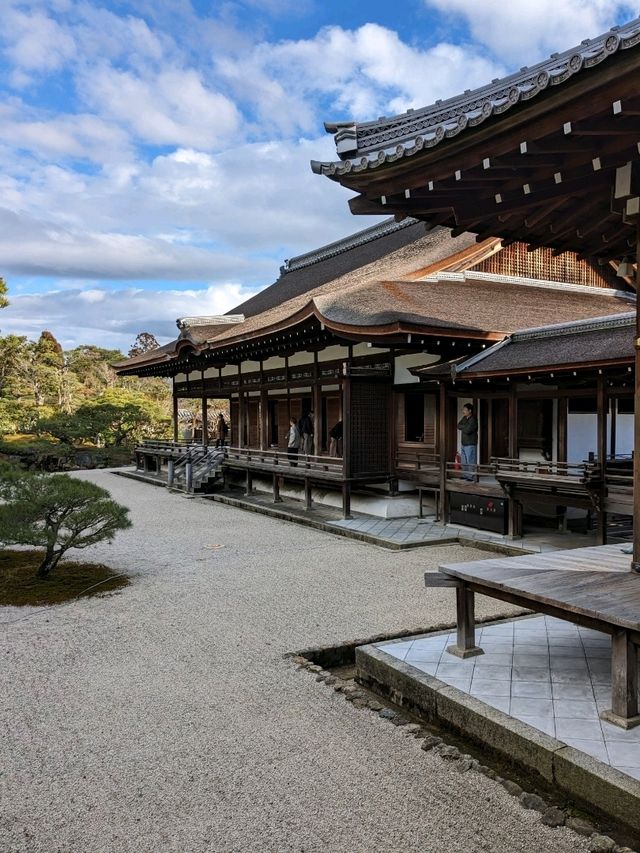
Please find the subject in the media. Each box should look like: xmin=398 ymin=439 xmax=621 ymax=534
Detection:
xmin=0 ymin=466 xmax=132 ymax=577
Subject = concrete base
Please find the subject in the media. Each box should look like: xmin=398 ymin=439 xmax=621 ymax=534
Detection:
xmin=446 ymin=644 xmax=484 ymax=659
xmin=248 ymin=475 xmax=434 ymax=519
xmin=599 ymin=709 xmax=640 ymax=730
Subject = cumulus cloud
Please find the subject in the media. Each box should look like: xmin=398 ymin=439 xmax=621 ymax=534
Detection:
xmin=422 ymin=0 xmax=636 ymax=63
xmin=0 ymin=283 xmax=257 ymax=350
xmin=217 ymin=23 xmax=504 ymax=132
xmin=79 ymin=66 xmax=241 ymax=149
xmin=3 ymin=6 xmax=76 ymax=83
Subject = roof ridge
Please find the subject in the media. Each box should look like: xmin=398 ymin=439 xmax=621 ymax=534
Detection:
xmin=510 ymin=311 xmax=636 ymax=341
xmin=281 ymin=217 xmax=421 ymax=274
xmin=420 ymin=268 xmax=636 ymax=299
xmin=312 ymin=17 xmax=640 ymax=176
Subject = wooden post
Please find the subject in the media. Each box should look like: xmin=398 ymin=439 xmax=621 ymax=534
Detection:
xmin=446 ymin=583 xmax=484 ymax=659
xmin=244 ymin=469 xmax=252 ymax=497
xmin=272 ymin=472 xmax=282 ymax=503
xmin=304 ymin=478 xmax=312 ymax=510
xmin=313 ymin=351 xmax=321 ymax=455
xmin=600 ymin=629 xmax=640 ymax=728
xmin=185 ymin=458 xmax=193 ymax=493
xmin=342 ymin=482 xmax=352 ymax=519
xmin=596 ymin=375 xmax=607 ymax=545
xmin=507 ymin=385 xmax=521 ymax=538
xmin=342 ymin=372 xmax=351 ymax=480
xmin=201 ymin=390 xmax=208 ymax=448
xmin=610 ymin=393 xmax=617 ymax=459
xmin=438 ymin=382 xmax=447 ymax=523
xmin=172 ymin=378 xmax=179 ymax=443
xmin=557 ymin=396 xmax=568 ymax=463
xmin=167 ymin=459 xmax=175 ymax=488
xmin=634 ymin=224 xmax=640 ymax=572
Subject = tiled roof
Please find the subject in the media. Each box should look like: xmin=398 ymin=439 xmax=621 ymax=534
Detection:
xmin=312 ymin=18 xmax=640 ymax=177
xmin=418 ymin=313 xmax=636 ymax=378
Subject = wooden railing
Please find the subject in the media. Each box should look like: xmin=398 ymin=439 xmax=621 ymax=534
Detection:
xmin=445 ymin=461 xmax=497 ymax=484
xmin=224 ymin=446 xmax=344 ymax=477
xmin=491 ymin=457 xmax=601 ymax=484
xmin=395 ymin=447 xmax=440 ymax=480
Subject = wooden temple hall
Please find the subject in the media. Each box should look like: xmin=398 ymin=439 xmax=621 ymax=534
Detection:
xmin=117 ymin=17 xmax=640 ymax=548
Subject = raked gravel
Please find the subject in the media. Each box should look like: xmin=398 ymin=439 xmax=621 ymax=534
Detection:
xmin=0 ymin=471 xmax=591 ymax=853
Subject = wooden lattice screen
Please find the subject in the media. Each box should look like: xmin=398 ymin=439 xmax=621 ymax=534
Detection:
xmin=349 ymin=381 xmax=391 ymax=475
xmin=473 ymin=243 xmax=619 ymax=289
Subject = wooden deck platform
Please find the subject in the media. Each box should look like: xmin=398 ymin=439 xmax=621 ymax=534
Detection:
xmin=429 ymin=545 xmax=640 ymax=728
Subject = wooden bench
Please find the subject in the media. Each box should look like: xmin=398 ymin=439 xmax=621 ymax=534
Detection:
xmin=426 ymin=544 xmax=640 ymax=729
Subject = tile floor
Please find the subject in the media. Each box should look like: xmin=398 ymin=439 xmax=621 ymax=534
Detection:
xmin=376 ymin=615 xmax=640 ymax=781
xmin=330 ymin=516 xmax=599 ymax=552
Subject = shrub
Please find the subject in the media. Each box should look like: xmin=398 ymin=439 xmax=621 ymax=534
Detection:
xmin=0 ymin=467 xmax=132 ymax=577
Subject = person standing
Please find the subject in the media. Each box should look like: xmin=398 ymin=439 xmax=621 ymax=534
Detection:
xmin=457 ymin=403 xmax=478 ymax=481
xmin=215 ymin=412 xmax=228 ymax=449
xmin=329 ymin=420 xmax=343 ymax=457
xmin=299 ymin=410 xmax=314 ymax=456
xmin=287 ymin=418 xmax=300 ymax=466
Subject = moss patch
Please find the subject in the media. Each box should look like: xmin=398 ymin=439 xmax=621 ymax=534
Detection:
xmin=0 ymin=549 xmax=130 ymax=607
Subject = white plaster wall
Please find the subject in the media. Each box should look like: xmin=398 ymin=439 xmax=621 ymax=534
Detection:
xmin=567 ymin=414 xmax=597 ymax=463
xmin=615 ymin=412 xmax=634 ymax=456
xmin=263 ymin=356 xmax=286 ymax=370
xmin=288 ymin=351 xmax=313 ymax=366
xmin=202 ymin=367 xmax=219 ymax=379
xmin=318 ymin=345 xmax=349 ymax=362
xmin=221 ymin=364 xmax=239 ymax=377
xmin=394 ymin=352 xmax=439 ymax=385
xmin=352 ymin=343 xmax=388 ymax=357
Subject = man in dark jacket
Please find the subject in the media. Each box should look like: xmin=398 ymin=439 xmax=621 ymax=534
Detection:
xmin=457 ymin=403 xmax=478 ymax=480
xmin=299 ymin=410 xmax=314 ymax=455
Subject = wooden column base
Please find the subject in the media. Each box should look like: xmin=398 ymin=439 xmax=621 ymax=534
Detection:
xmin=446 ymin=644 xmax=484 ymax=660
xmin=599 ymin=709 xmax=640 ymax=730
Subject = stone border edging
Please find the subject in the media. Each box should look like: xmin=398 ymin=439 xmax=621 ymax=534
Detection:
xmin=356 ymin=641 xmax=640 ymax=836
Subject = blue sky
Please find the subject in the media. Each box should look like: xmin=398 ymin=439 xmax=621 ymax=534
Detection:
xmin=0 ymin=0 xmax=636 ymax=350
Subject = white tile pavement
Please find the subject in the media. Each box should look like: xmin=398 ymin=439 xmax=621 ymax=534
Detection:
xmin=376 ymin=615 xmax=640 ymax=782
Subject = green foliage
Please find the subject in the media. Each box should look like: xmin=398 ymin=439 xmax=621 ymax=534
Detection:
xmin=0 ymin=466 xmax=132 ymax=577
xmin=0 ymin=277 xmax=8 ymax=309
xmin=128 ymin=331 xmax=159 ymax=358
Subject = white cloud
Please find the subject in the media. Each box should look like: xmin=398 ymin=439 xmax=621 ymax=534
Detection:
xmin=3 ymin=7 xmax=76 ymax=80
xmin=0 ymin=207 xmax=267 ymax=281
xmin=0 ymin=283 xmax=256 ymax=350
xmin=422 ymin=0 xmax=637 ymax=63
xmin=79 ymin=65 xmax=241 ymax=149
xmin=216 ymin=23 xmax=504 ymax=132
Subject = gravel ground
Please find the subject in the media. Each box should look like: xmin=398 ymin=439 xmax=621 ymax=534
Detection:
xmin=0 ymin=471 xmax=591 ymax=853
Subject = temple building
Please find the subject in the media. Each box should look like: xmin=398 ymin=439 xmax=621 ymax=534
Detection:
xmin=115 ymin=214 xmax=634 ymax=532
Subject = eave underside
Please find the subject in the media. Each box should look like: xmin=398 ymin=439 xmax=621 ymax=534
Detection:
xmin=324 ymin=54 xmax=640 ymax=264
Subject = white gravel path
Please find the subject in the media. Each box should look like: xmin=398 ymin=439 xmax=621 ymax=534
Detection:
xmin=0 ymin=471 xmax=590 ymax=853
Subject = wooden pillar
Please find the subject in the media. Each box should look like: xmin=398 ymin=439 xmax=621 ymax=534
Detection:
xmin=201 ymin=374 xmax=208 ymax=448
xmin=342 ymin=369 xmax=351 ymax=480
xmin=342 ymin=482 xmax=352 ymax=519
xmin=259 ymin=361 xmax=267 ymax=450
xmin=507 ymin=385 xmax=521 ymax=538
xmin=557 ymin=396 xmax=568 ymax=463
xmin=634 ymin=223 xmax=640 ymax=572
xmin=172 ymin=379 xmax=179 ymax=443
xmin=596 ymin=375 xmax=607 ymax=545
xmin=272 ymin=473 xmax=282 ymax=503
xmin=600 ymin=629 xmax=639 ymax=727
xmin=610 ymin=393 xmax=617 ymax=459
xmin=438 ymin=382 xmax=447 ymax=523
xmin=304 ymin=478 xmax=312 ymax=511
xmin=244 ymin=469 xmax=252 ymax=496
xmin=313 ymin=351 xmax=321 ymax=456
xmin=446 ymin=583 xmax=484 ymax=659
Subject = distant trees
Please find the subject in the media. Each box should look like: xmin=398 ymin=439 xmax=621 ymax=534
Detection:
xmin=37 ymin=388 xmax=170 ymax=447
xmin=128 ymin=332 xmax=159 ymax=358
xmin=0 ymin=466 xmax=132 ymax=577
xmin=0 ymin=326 xmax=171 ymax=444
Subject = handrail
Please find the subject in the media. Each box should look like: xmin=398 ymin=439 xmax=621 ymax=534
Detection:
xmin=224 ymin=445 xmax=344 ymax=474
xmin=491 ymin=457 xmax=600 ymax=480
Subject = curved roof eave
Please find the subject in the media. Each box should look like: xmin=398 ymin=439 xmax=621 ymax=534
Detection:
xmin=312 ymin=17 xmax=640 ymax=178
